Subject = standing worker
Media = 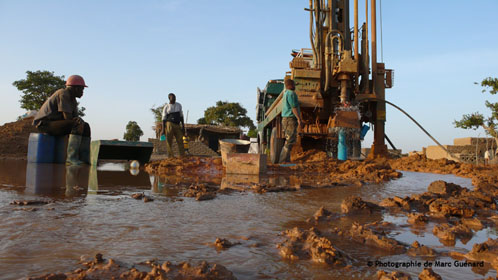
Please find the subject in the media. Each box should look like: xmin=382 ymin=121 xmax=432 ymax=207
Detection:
xmin=32 ymin=75 xmax=91 ymax=165
xmin=279 ymin=79 xmax=303 ymax=163
xmin=161 ymin=93 xmax=185 ymax=157
xmin=484 ymin=149 xmax=490 ymax=165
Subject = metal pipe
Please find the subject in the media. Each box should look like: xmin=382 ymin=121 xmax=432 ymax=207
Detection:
xmin=371 ymin=0 xmax=377 ymax=92
xmin=328 ymin=0 xmax=333 ymax=29
xmin=354 ymin=0 xmax=359 ymax=60
xmin=309 ymin=0 xmax=317 ymax=68
xmin=354 ymin=0 xmax=359 ymax=91
xmin=340 ymin=79 xmax=348 ymax=103
xmin=314 ymin=0 xmax=321 ymax=68
xmin=364 ymin=0 xmax=370 ymax=93
xmin=324 ymin=31 xmax=342 ymax=90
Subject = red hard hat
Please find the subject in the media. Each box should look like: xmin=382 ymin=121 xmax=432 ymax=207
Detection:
xmin=66 ymin=75 xmax=88 ymax=87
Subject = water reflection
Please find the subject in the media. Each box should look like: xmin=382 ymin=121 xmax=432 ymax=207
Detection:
xmin=25 ymin=163 xmax=88 ymax=198
xmin=87 ymin=167 xmax=151 ymax=194
xmin=0 ymin=161 xmax=153 ymax=198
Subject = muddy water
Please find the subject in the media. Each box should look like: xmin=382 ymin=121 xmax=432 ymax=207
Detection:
xmin=0 ymin=159 xmax=495 ymax=279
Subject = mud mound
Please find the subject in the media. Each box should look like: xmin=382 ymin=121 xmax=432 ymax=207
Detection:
xmin=407 ymin=241 xmax=436 ymax=257
xmin=145 ymin=156 xmax=223 ymax=177
xmin=389 ymin=154 xmax=498 ymax=180
xmin=463 ymin=238 xmax=498 ymax=270
xmin=418 ymin=268 xmax=442 ymax=280
xmin=28 ymin=254 xmax=236 ymax=280
xmin=376 ymin=270 xmax=412 ymax=280
xmin=0 ymin=117 xmax=36 ymax=159
xmin=291 ymin=149 xmax=328 ymax=162
xmin=277 ymin=227 xmax=351 ymax=266
xmin=337 ymin=222 xmax=407 ymax=254
xmin=341 ymin=196 xmax=383 ymax=214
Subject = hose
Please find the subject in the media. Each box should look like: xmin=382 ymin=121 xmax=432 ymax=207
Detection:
xmin=358 ymin=97 xmax=463 ymax=162
xmin=324 ymin=31 xmax=342 ymax=90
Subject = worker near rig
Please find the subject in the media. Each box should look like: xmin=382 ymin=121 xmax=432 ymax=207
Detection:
xmin=161 ymin=93 xmax=185 ymax=157
xmin=279 ymin=79 xmax=303 ymax=163
xmin=32 ymin=75 xmax=91 ymax=165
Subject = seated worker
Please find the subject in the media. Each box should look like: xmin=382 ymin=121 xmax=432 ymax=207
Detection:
xmin=32 ymin=75 xmax=91 ymax=165
xmin=160 ymin=93 xmax=185 ymax=157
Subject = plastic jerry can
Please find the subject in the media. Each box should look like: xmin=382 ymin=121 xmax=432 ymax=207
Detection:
xmin=27 ymin=133 xmax=56 ymax=163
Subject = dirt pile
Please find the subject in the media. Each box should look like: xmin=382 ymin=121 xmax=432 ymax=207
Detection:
xmin=389 ymin=154 xmax=498 ymax=182
xmin=28 ymin=254 xmax=236 ymax=280
xmin=335 ymin=222 xmax=407 ymax=254
xmin=271 ymin=158 xmax=403 ymax=185
xmin=432 ymin=223 xmax=473 ymax=245
xmin=381 ymin=180 xmax=496 ymax=218
xmin=145 ymin=156 xmax=223 ymax=177
xmin=214 ymin=238 xmax=240 ymax=250
xmin=184 ymin=183 xmax=218 ymax=201
xmin=0 ymin=117 xmax=37 ymax=159
xmin=462 ymin=238 xmax=498 ymax=270
xmin=376 ymin=270 xmax=412 ymax=280
xmin=407 ymin=241 xmax=436 ymax=258
xmin=341 ymin=196 xmax=383 ymax=214
xmin=291 ymin=149 xmax=328 ymax=162
xmin=418 ymin=268 xmax=442 ymax=280
xmin=407 ymin=213 xmax=428 ymax=226
xmin=277 ymin=227 xmax=351 ymax=266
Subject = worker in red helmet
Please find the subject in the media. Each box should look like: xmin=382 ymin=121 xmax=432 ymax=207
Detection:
xmin=33 ymin=75 xmax=91 ymax=165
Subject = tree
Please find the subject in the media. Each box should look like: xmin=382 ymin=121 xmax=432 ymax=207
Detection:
xmin=123 ymin=121 xmax=143 ymax=142
xmin=454 ymin=77 xmax=498 ymax=149
xmin=150 ymin=104 xmax=165 ymax=123
xmin=13 ymin=70 xmax=85 ymax=116
xmin=197 ymin=101 xmax=255 ymax=131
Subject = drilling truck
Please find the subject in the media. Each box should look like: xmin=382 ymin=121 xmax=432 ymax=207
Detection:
xmin=256 ymin=0 xmax=393 ymax=163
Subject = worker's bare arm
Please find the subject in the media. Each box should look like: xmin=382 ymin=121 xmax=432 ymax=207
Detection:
xmin=292 ymin=107 xmax=303 ymax=128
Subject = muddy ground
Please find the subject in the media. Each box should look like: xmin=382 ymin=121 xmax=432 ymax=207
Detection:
xmin=2 ymin=148 xmax=497 ymax=279
xmin=143 ymin=153 xmax=498 ymax=279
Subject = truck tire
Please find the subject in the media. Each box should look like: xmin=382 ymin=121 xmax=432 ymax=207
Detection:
xmin=270 ymin=127 xmax=283 ymax=164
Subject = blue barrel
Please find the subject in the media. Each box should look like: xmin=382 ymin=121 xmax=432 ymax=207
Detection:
xmin=53 ymin=136 xmax=68 ymax=163
xmin=360 ymin=124 xmax=370 ymax=140
xmin=28 ymin=133 xmax=56 ymax=163
xmin=337 ymin=129 xmax=347 ymax=160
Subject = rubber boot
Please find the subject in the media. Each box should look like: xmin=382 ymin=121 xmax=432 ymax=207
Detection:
xmin=278 ymin=145 xmax=290 ymax=164
xmin=66 ymin=134 xmax=84 ymax=166
xmin=79 ymin=137 xmax=91 ymax=164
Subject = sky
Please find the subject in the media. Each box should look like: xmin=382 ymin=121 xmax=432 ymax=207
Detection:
xmin=1 ymin=0 xmax=497 ymax=153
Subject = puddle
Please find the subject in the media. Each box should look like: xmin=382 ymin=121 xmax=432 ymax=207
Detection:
xmin=0 ymin=159 xmax=495 ymax=279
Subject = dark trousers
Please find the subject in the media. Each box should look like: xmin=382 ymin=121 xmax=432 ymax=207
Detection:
xmin=37 ymin=120 xmax=91 ymax=137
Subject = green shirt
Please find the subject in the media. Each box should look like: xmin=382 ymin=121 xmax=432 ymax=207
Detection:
xmin=281 ymin=89 xmax=300 ymax=118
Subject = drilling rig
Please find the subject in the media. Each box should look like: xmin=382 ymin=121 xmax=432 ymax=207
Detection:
xmin=256 ymin=0 xmax=393 ymax=163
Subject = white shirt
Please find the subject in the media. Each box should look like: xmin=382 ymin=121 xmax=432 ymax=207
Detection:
xmin=161 ymin=102 xmax=183 ymax=120
xmin=484 ymin=150 xmax=490 ymax=159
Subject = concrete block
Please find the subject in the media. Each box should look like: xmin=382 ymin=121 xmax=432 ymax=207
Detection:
xmin=225 ymin=153 xmax=267 ymax=175
xmin=454 ymin=137 xmax=494 ymax=146
xmin=426 ymin=145 xmax=460 ymax=161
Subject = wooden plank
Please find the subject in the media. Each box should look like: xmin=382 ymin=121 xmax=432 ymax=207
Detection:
xmin=292 ymin=69 xmax=321 ymax=79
